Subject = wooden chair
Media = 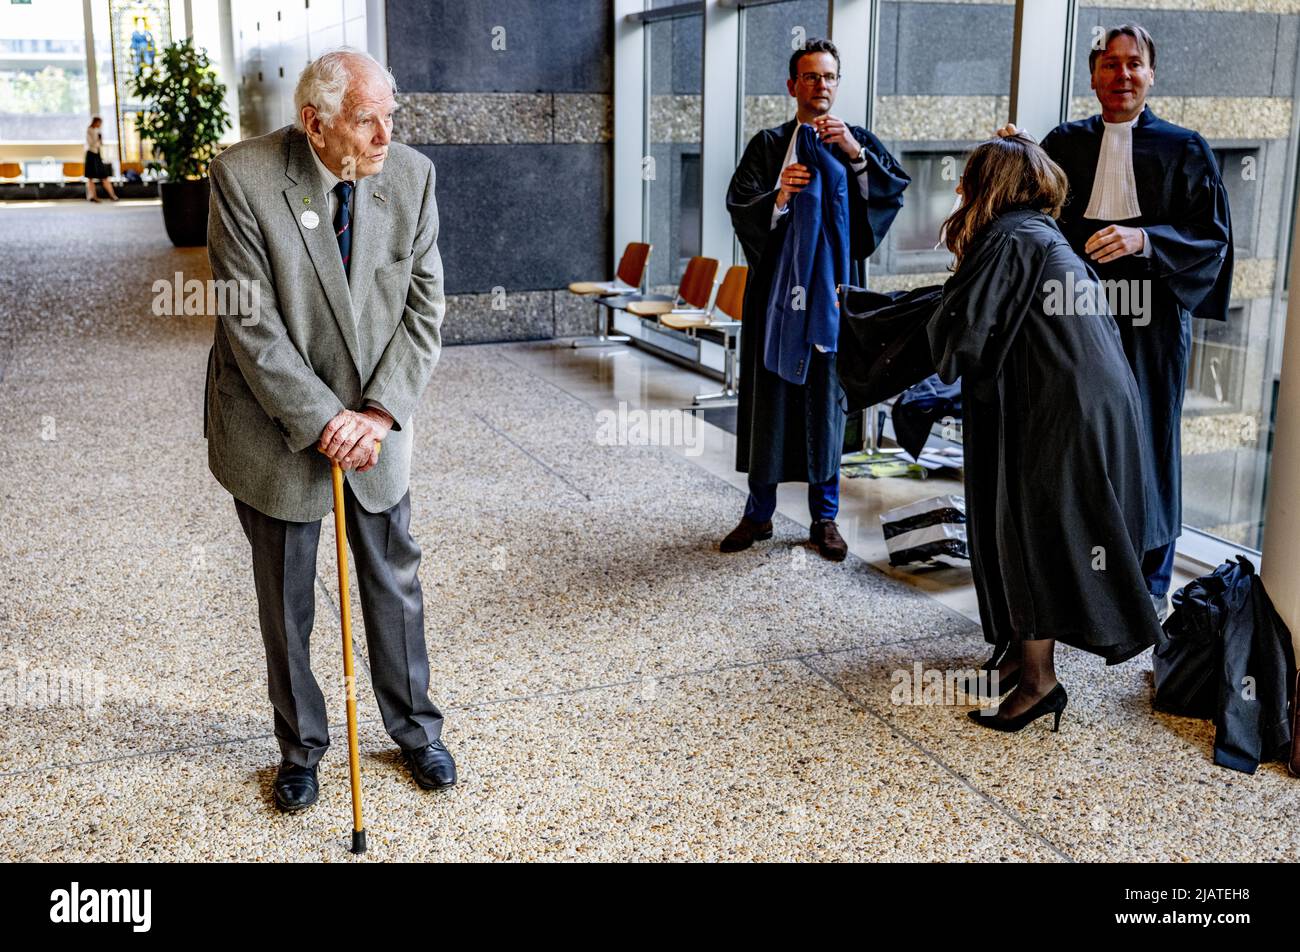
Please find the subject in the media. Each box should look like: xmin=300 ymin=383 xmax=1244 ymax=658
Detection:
xmin=626 ymin=256 xmax=719 ymax=319
xmin=569 ymin=242 xmax=653 ymax=347
xmin=568 ymin=241 xmax=651 ymax=297
xmin=659 ymin=265 xmax=747 ymax=405
xmin=659 ymin=264 xmax=746 ymax=330
xmin=0 ymin=162 xmax=21 ymax=181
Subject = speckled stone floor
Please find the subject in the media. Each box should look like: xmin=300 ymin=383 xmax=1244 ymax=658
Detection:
xmin=1 ymin=201 xmax=1296 ymax=862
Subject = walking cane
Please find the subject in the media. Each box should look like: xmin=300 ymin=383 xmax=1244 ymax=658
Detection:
xmin=326 ymin=439 xmax=379 ymax=855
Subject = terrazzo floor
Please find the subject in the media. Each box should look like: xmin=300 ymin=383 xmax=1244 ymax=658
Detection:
xmin=1 ymin=201 xmax=1296 ymax=862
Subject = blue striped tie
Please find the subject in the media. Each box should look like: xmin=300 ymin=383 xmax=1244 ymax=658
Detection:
xmin=334 ymin=180 xmax=354 ymax=275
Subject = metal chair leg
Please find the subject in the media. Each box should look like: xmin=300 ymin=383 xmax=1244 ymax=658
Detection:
xmin=571 ymin=299 xmax=630 ymax=348
xmin=691 ymin=333 xmax=739 ymax=406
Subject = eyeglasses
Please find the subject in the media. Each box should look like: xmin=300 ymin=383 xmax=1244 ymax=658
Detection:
xmin=798 ymin=72 xmax=839 ymax=87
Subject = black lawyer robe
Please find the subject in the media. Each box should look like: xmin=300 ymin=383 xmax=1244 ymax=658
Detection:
xmin=1042 ymin=106 xmax=1233 ymax=549
xmin=837 ymin=284 xmax=942 ymax=413
xmin=727 ymin=119 xmax=909 ymax=484
xmin=928 ymin=208 xmax=1162 ymax=662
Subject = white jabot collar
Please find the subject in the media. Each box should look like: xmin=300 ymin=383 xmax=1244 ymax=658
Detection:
xmin=1083 ymin=111 xmax=1142 ymax=221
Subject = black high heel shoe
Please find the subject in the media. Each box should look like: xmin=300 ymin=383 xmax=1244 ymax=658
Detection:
xmin=967 ymin=683 xmax=1068 ymax=733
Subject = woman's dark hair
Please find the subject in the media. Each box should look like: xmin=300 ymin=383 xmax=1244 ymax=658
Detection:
xmin=942 ymin=134 xmax=1068 ymax=269
xmin=1088 ymin=23 xmax=1155 ymax=73
xmin=788 ymin=38 xmax=841 ymax=81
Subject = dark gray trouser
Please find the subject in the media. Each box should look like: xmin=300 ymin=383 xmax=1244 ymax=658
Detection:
xmin=234 ymin=483 xmax=443 ymax=767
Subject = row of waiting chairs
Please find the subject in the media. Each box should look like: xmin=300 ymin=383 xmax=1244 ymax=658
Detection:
xmin=568 ymin=243 xmax=747 ymax=404
xmin=0 ymin=161 xmax=144 ymax=183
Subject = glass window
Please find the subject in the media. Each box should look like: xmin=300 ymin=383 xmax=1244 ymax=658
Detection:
xmin=1069 ymin=5 xmax=1297 ymax=552
xmin=868 ymin=0 xmax=1016 ymax=279
xmin=643 ymin=11 xmax=702 ymax=290
xmin=892 ymin=151 xmax=962 ymax=253
xmin=0 ymin=0 xmax=92 ymax=143
xmin=88 ymin=0 xmax=115 ymax=154
xmin=737 ymin=0 xmax=829 ymax=149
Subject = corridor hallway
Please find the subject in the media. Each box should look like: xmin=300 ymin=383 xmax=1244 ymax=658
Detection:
xmin=1 ymin=201 xmax=1295 ymax=861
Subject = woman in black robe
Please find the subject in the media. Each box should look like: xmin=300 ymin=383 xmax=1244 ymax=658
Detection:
xmin=933 ymin=136 xmax=1164 ymax=731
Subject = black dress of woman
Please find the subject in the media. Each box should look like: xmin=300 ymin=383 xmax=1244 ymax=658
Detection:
xmin=85 ymin=127 xmax=111 ymax=180
xmin=929 ymin=206 xmax=1163 ymax=664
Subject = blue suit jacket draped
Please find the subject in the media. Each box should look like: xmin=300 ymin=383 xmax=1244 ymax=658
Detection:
xmin=764 ymin=124 xmax=850 ymax=386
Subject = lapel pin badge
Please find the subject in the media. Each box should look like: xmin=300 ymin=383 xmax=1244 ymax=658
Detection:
xmin=301 ymin=209 xmax=320 ymax=229
xmin=375 ymin=191 xmax=386 ymax=203
xmin=302 ymin=196 xmax=311 ymax=205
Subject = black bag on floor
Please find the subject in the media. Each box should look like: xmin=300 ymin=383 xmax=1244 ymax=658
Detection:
xmin=1152 ymin=560 xmax=1233 ymax=718
xmin=1155 ymin=555 xmax=1297 ymax=774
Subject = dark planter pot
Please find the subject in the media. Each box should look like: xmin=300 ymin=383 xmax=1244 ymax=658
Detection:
xmin=159 ymin=178 xmax=211 ymax=247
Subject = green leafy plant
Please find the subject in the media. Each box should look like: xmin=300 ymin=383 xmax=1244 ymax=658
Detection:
xmin=127 ymin=37 xmax=230 ymax=181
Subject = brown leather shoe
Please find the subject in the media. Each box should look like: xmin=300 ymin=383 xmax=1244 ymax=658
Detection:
xmin=810 ymin=518 xmax=848 ymax=561
xmin=720 ymin=517 xmax=773 ymax=552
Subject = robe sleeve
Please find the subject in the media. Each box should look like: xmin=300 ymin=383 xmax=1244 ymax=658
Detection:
xmin=845 ymin=127 xmax=910 ymax=260
xmin=727 ymin=131 xmax=781 ymax=266
xmin=1040 ymin=127 xmax=1063 ymax=163
xmin=1138 ymin=133 xmax=1233 ymax=321
xmin=928 ymin=227 xmax=1043 ymax=390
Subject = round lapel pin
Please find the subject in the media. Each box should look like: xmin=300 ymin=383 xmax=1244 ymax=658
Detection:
xmin=301 ymin=209 xmax=320 ymax=229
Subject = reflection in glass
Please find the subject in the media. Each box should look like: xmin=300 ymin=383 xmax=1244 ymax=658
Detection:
xmin=867 ymin=0 xmax=1015 ymax=276
xmin=644 ymin=14 xmax=703 ymax=290
xmin=738 ymin=1 xmax=829 ymax=149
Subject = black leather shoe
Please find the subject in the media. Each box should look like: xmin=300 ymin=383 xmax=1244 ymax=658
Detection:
xmin=720 ymin=517 xmax=773 ymax=553
xmin=273 ymin=761 xmax=319 ymax=812
xmin=403 ymin=739 xmax=457 ymax=790
xmin=810 ymin=518 xmax=848 ymax=561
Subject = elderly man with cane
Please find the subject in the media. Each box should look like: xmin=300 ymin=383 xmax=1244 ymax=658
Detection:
xmin=203 ymin=47 xmax=455 ymax=843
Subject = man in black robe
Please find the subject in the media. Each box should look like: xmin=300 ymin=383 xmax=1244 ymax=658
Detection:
xmin=723 ymin=38 xmax=908 ymax=560
xmin=1003 ymin=24 xmax=1232 ymax=618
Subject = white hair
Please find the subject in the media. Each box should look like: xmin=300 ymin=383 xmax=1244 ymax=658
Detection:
xmin=293 ymin=47 xmax=397 ymax=131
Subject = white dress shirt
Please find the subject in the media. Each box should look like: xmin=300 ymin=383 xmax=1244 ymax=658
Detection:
xmin=1084 ymin=112 xmax=1151 ymax=256
xmin=770 ymin=123 xmax=870 ymax=229
xmin=306 ymin=142 xmax=394 ymax=422
xmin=308 ymin=142 xmax=355 ymax=226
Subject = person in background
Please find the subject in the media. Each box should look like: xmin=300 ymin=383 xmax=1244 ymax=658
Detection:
xmin=724 ymin=39 xmax=908 ymax=561
xmin=84 ymin=117 xmax=119 ymax=203
xmin=998 ymin=24 xmax=1233 ymax=631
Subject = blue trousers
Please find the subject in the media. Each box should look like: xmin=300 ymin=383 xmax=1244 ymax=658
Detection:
xmin=743 ymin=473 xmax=840 ymax=524
xmin=1142 ymin=541 xmax=1177 ymax=597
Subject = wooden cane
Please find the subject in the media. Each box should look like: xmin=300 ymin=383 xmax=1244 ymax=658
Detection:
xmin=328 ymin=439 xmax=379 ymax=855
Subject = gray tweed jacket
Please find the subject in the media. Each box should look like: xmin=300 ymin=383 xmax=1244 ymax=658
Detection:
xmin=203 ymin=124 xmax=444 ymax=522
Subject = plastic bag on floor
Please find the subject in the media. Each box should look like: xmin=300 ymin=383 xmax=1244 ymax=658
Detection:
xmin=880 ymin=494 xmax=968 ymax=567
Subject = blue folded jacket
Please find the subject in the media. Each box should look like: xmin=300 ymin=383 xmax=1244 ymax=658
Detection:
xmin=764 ymin=124 xmax=850 ymax=385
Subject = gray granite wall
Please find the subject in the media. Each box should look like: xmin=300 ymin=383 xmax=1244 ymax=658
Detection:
xmin=387 ymin=0 xmax=614 ymax=344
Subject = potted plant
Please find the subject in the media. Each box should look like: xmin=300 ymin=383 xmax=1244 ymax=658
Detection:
xmin=128 ymin=37 xmax=230 ymax=247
